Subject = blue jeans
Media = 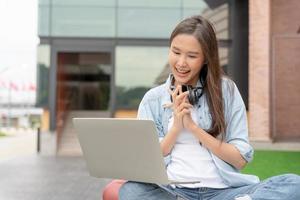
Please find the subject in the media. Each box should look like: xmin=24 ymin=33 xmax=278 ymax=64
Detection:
xmin=119 ymin=174 xmax=300 ymax=200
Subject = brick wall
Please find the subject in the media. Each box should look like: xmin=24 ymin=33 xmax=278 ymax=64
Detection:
xmin=248 ymin=0 xmax=271 ymax=141
xmin=271 ymin=0 xmax=300 ymax=140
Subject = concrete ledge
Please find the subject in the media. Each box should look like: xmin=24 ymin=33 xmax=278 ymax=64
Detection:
xmin=251 ymin=141 xmax=300 ymax=151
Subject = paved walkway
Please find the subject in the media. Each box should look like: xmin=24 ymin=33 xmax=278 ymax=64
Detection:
xmin=0 ymin=155 xmax=111 ymax=200
xmin=0 ymin=129 xmax=37 ymax=161
xmin=1 ymin=128 xmax=300 ymax=200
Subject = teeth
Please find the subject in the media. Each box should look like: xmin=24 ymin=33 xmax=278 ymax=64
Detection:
xmin=176 ymin=68 xmax=189 ymax=73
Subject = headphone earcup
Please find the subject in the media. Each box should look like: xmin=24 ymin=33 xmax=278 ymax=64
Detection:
xmin=189 ymin=87 xmax=202 ymax=105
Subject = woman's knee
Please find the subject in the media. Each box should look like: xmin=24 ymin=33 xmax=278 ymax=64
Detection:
xmin=281 ymin=174 xmax=300 ymax=191
xmin=119 ymin=182 xmax=153 ymax=200
xmin=263 ymin=174 xmax=300 ymax=198
xmin=102 ymin=180 xmax=126 ymax=200
xmin=280 ymin=174 xmax=300 ymax=198
xmin=282 ymin=174 xmax=300 ymax=182
xmin=271 ymin=173 xmax=300 ymax=184
xmin=119 ymin=182 xmax=176 ymax=200
xmin=119 ymin=182 xmax=137 ymax=200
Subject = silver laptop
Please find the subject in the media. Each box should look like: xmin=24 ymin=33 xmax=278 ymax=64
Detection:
xmin=73 ymin=118 xmax=201 ymax=185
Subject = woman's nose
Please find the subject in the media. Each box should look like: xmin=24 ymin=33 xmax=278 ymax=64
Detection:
xmin=177 ymin=56 xmax=187 ymax=67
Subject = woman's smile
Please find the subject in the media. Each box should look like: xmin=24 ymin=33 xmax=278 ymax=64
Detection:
xmin=175 ymin=67 xmax=191 ymax=76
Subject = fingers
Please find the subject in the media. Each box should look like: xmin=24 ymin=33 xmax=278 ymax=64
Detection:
xmin=174 ymin=99 xmax=193 ymax=120
xmin=175 ymin=91 xmax=189 ymax=107
xmin=171 ymin=86 xmax=188 ymax=106
xmin=174 ymin=108 xmax=191 ymax=120
xmin=171 ymin=85 xmax=180 ymax=103
xmin=177 ymin=101 xmax=193 ymax=112
xmin=182 ymin=108 xmax=191 ymax=115
xmin=179 ymin=84 xmax=183 ymax=94
xmin=171 ymin=90 xmax=192 ymax=131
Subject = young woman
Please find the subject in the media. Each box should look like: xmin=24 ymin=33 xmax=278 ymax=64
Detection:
xmin=119 ymin=15 xmax=300 ymax=200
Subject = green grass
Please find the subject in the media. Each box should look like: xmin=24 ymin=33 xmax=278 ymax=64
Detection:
xmin=0 ymin=131 xmax=7 ymax=137
xmin=241 ymin=150 xmax=300 ymax=180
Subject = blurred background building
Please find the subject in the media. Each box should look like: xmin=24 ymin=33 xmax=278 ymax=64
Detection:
xmin=249 ymin=0 xmax=300 ymax=142
xmin=36 ymin=0 xmax=300 ymax=155
xmin=0 ymin=58 xmax=41 ymax=130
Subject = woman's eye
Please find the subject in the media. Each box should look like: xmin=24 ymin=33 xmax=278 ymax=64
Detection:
xmin=173 ymin=51 xmax=180 ymax=55
xmin=188 ymin=55 xmax=197 ymax=58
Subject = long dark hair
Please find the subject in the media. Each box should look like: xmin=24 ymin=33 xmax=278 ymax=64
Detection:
xmin=170 ymin=15 xmax=225 ymax=138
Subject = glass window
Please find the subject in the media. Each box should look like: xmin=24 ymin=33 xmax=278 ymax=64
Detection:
xmin=51 ymin=6 xmax=116 ymax=37
xmin=115 ymin=46 xmax=169 ymax=110
xmin=36 ymin=45 xmax=50 ymax=107
xmin=118 ymin=0 xmax=181 ymax=8
xmin=51 ymin=0 xmax=116 ymax=6
xmin=38 ymin=0 xmax=229 ymax=39
xmin=183 ymin=9 xmax=202 ymax=18
xmin=56 ymin=52 xmax=111 ymax=111
xmin=117 ymin=8 xmax=181 ymax=38
xmin=39 ymin=0 xmax=50 ymax=5
xmin=183 ymin=0 xmax=207 ymax=9
xmin=38 ymin=5 xmax=50 ymax=36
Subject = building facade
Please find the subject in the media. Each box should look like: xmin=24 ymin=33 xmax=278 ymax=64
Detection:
xmin=37 ymin=0 xmax=300 ymax=153
xmin=249 ymin=0 xmax=300 ymax=141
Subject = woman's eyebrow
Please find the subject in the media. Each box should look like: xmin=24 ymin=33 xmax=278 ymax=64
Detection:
xmin=188 ymin=51 xmax=199 ymax=55
xmin=172 ymin=46 xmax=180 ymax=51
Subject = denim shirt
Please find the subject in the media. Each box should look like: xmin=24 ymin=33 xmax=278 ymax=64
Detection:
xmin=137 ymin=74 xmax=260 ymax=187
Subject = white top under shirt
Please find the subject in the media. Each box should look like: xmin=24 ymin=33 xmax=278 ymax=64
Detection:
xmin=166 ymin=108 xmax=228 ymax=188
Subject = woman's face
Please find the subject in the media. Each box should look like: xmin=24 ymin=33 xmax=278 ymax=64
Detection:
xmin=168 ymin=34 xmax=205 ymax=87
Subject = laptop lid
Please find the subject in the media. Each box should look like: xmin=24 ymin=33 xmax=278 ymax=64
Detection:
xmin=73 ymin=118 xmax=172 ymax=185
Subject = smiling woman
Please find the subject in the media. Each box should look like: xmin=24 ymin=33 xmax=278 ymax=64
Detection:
xmin=118 ymin=15 xmax=300 ymax=200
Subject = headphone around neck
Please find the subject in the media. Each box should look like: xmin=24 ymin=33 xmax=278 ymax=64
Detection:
xmin=169 ymin=74 xmax=204 ymax=105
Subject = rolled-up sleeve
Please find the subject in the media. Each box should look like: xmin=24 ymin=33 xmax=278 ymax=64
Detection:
xmin=225 ymin=83 xmax=254 ymax=163
xmin=226 ymin=106 xmax=254 ymax=162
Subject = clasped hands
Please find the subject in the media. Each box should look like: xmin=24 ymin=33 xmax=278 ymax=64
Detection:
xmin=168 ymin=85 xmax=198 ymax=133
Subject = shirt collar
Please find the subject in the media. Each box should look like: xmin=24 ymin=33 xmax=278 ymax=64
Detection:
xmin=161 ymin=74 xmax=172 ymax=109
